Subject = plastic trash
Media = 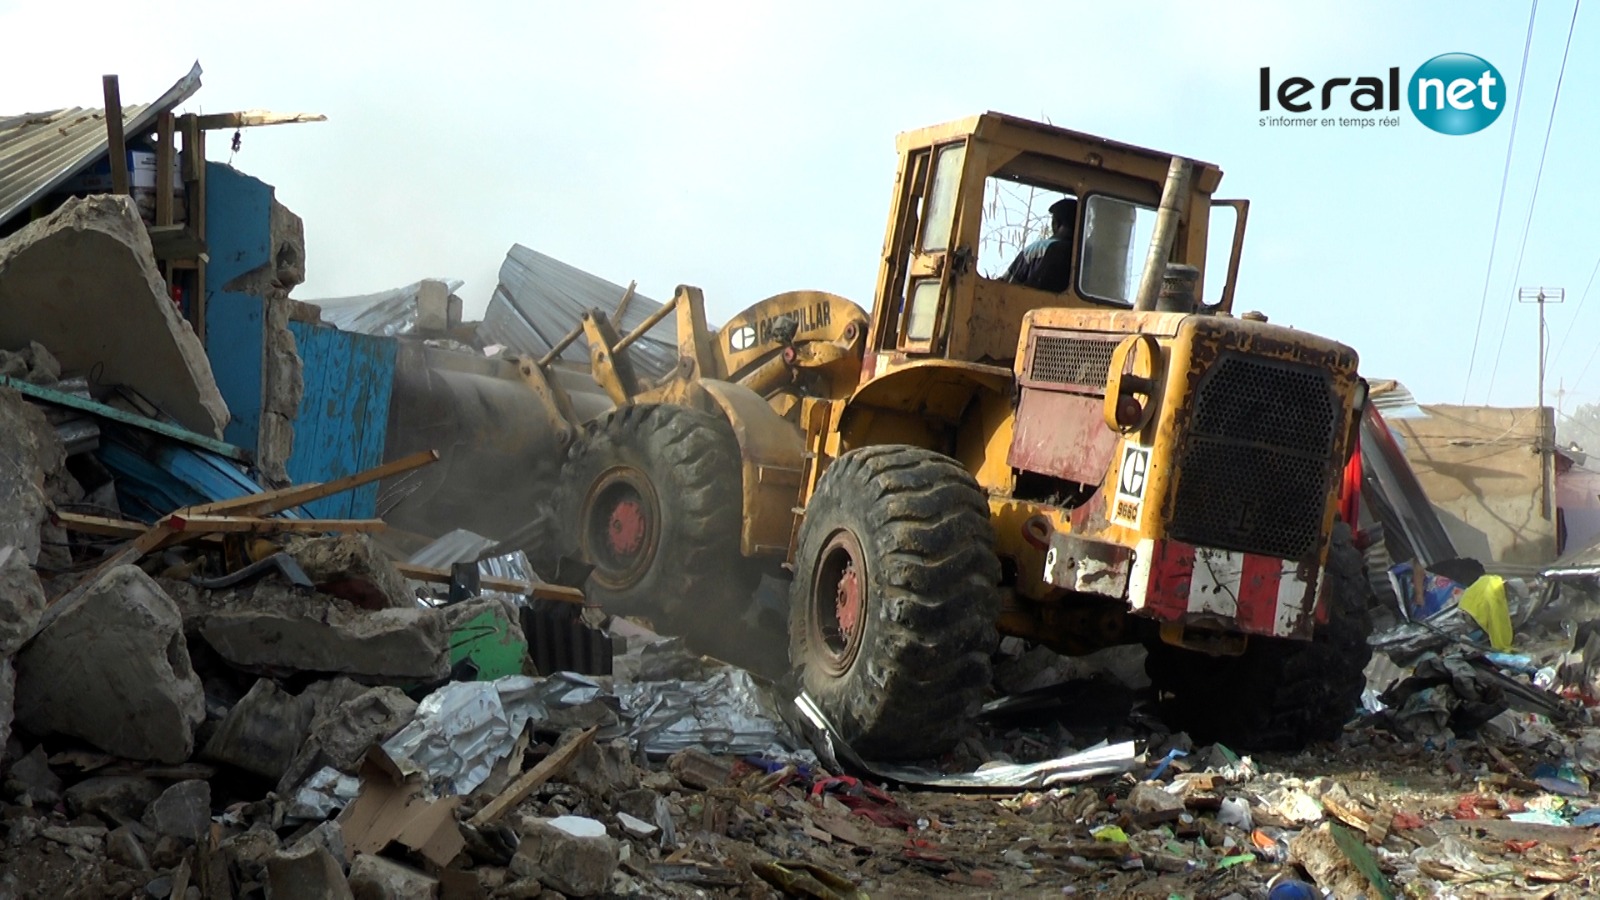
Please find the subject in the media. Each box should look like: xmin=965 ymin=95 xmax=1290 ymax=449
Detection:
xmin=1218 ymin=796 xmax=1253 ymax=830
xmin=1267 ymin=880 xmax=1321 ymax=900
xmin=1458 ymin=574 xmax=1513 ymax=650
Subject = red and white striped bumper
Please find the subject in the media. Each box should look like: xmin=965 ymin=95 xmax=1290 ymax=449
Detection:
xmin=1128 ymin=539 xmax=1319 ymax=640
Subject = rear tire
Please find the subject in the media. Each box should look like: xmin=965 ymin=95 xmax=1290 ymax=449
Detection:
xmin=1144 ymin=523 xmax=1374 ymax=751
xmin=789 ymin=446 xmax=1001 ymax=761
xmin=557 ymin=404 xmax=760 ymax=636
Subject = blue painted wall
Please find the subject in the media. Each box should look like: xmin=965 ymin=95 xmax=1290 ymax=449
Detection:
xmin=202 ymin=162 xmax=396 ymax=518
xmin=286 ymin=322 xmax=397 ymax=518
xmin=204 ymin=164 xmax=272 ymax=452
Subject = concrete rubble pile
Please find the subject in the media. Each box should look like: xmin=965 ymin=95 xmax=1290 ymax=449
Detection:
xmin=10 ymin=129 xmax=1600 ymax=900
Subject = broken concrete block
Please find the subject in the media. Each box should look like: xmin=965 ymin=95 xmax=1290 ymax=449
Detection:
xmin=265 ymin=842 xmax=354 ymax=900
xmin=0 ymin=342 xmax=59 ymax=385
xmin=106 ymin=826 xmax=151 ymax=871
xmin=415 ymin=279 xmax=451 ymax=333
xmin=287 ymin=821 xmax=347 ymax=874
xmin=65 ymin=775 xmax=162 ymax=824
xmin=14 ymin=565 xmax=205 ymax=762
xmin=317 ymin=687 xmax=418 ymax=771
xmin=562 ymin=738 xmax=642 ymax=802
xmin=4 ymin=744 xmax=60 ymax=806
xmin=0 ymin=661 xmax=11 ymax=762
xmin=511 ymin=816 xmax=619 ymax=897
xmin=202 ymin=679 xmax=313 ymax=781
xmin=288 ymin=534 xmax=414 ymax=611
xmin=1127 ymin=782 xmax=1186 ymax=815
xmin=1290 ymin=822 xmax=1393 ymax=899
xmin=143 ymin=780 xmax=210 ymax=841
xmin=0 ymin=195 xmax=228 ymax=437
xmin=346 ymin=854 xmax=438 ymax=900
xmin=0 ymin=391 xmax=64 ymax=565
xmin=0 ymin=546 xmax=45 ymax=655
xmin=198 ymin=584 xmax=448 ymax=682
xmin=218 ymin=828 xmax=282 ymax=887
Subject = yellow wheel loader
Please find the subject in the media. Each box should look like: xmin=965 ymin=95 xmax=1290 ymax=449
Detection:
xmin=523 ymin=113 xmax=1374 ymax=761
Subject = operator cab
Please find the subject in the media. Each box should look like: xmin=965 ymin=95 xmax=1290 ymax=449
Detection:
xmin=868 ymin=113 xmax=1248 ymax=370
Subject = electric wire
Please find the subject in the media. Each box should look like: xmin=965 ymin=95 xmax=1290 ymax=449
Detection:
xmin=1485 ymin=0 xmax=1583 ymax=402
xmin=1463 ymin=0 xmax=1542 ymax=402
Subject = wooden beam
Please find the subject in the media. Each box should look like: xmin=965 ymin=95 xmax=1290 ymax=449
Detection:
xmin=164 ymin=515 xmax=387 ymax=535
xmin=392 ymin=562 xmax=587 ymax=605
xmin=181 ymin=450 xmax=440 ymax=518
xmin=614 ymin=280 xmax=638 ymax=321
xmin=155 ymin=112 xmax=175 ymax=226
xmin=54 ymin=512 xmax=145 ymax=538
xmin=101 ymin=76 xmax=129 ymax=196
xmin=468 ymin=728 xmax=597 ymax=828
xmin=194 ymin=110 xmax=327 ymax=130
xmin=194 ymin=124 xmax=207 ymax=343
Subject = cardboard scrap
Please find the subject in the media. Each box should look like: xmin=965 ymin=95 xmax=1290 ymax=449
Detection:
xmin=337 ymin=747 xmax=465 ymax=868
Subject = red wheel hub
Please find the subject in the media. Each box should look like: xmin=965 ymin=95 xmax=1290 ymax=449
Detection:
xmin=607 ymin=498 xmax=647 ymax=557
xmin=810 ymin=530 xmax=868 ymax=676
xmin=836 ymin=562 xmax=862 ymax=637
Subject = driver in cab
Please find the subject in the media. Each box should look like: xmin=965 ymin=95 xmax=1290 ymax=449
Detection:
xmin=1001 ymin=196 xmax=1076 ymax=293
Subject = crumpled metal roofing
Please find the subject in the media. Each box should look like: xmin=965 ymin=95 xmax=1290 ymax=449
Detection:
xmin=476 ymin=244 xmax=677 ymax=381
xmin=309 ymin=277 xmax=466 ymax=336
xmin=0 ymin=63 xmax=203 ymax=231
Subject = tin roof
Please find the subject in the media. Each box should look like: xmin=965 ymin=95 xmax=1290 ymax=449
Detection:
xmin=477 ymin=244 xmax=677 ymax=380
xmin=0 ymin=63 xmax=202 ymax=230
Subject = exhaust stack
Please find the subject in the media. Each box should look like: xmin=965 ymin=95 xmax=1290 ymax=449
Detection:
xmin=1132 ymin=156 xmax=1194 ymax=312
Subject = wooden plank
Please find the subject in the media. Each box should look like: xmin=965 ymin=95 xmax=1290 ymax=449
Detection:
xmin=54 ymin=512 xmax=144 ymax=538
xmin=164 ymin=515 xmax=386 ymax=535
xmin=194 ymin=127 xmax=207 ymax=342
xmin=392 ymin=562 xmax=586 ymax=605
xmin=0 ymin=376 xmax=251 ymax=462
xmin=195 ymin=110 xmax=327 ymax=130
xmin=101 ymin=76 xmax=129 ymax=196
xmin=468 ymin=727 xmax=597 ymax=828
xmin=155 ymin=112 xmax=175 ymax=226
xmin=181 ymin=450 xmax=439 ymax=518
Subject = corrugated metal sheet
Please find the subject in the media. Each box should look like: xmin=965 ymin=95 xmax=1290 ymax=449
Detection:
xmin=0 ymin=63 xmax=202 ymax=230
xmin=476 ymin=244 xmax=678 ymax=381
xmin=310 ymin=278 xmax=465 ymax=336
xmin=1369 ymin=379 xmax=1425 ymax=419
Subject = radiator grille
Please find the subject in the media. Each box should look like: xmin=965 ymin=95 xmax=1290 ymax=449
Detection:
xmin=1028 ymin=334 xmax=1116 ymax=390
xmin=1169 ymin=354 xmax=1339 ymax=561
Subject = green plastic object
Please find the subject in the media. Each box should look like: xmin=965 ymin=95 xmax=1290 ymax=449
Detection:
xmin=449 ymin=608 xmax=529 ymax=680
xmin=1330 ymin=823 xmax=1397 ymax=900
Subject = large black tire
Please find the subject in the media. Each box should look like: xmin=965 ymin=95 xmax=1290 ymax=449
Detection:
xmin=1145 ymin=523 xmax=1374 ymax=751
xmin=556 ymin=404 xmax=760 ymax=633
xmin=789 ymin=446 xmax=1001 ymax=761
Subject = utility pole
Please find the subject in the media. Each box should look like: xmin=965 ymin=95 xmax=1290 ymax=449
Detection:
xmin=1519 ymin=287 xmax=1565 ymax=519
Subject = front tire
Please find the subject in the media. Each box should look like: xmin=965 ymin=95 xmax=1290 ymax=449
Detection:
xmin=557 ymin=404 xmax=759 ymax=634
xmin=789 ymin=446 xmax=1001 ymax=761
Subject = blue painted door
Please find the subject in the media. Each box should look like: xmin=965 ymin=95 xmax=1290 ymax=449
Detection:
xmin=285 ymin=323 xmax=397 ymax=518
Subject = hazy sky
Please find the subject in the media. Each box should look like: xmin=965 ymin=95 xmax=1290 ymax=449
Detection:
xmin=3 ymin=0 xmax=1594 ymax=413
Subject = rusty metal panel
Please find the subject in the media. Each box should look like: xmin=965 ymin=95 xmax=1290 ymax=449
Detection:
xmin=1008 ymin=389 xmax=1119 ymax=485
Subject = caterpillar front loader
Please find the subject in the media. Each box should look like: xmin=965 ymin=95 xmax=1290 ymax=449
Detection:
xmin=548 ymin=113 xmax=1374 ymax=760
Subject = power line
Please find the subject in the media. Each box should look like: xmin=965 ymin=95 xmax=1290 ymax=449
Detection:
xmin=1551 ymin=250 xmax=1600 ymax=369
xmin=1485 ymin=0 xmax=1583 ymax=403
xmin=1463 ymin=0 xmax=1541 ymax=402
